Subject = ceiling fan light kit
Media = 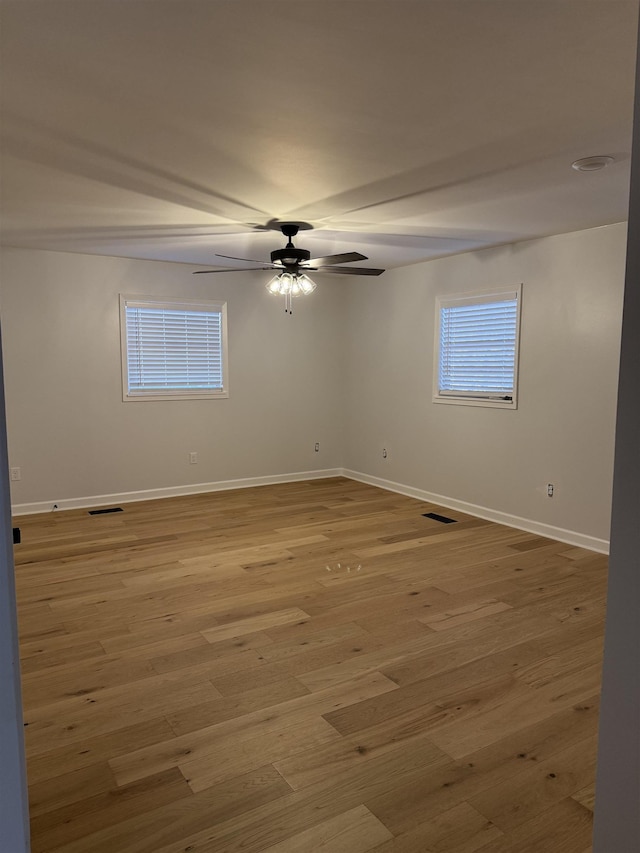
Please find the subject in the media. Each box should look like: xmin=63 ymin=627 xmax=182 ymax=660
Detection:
xmin=193 ymin=222 xmax=385 ymax=314
xmin=267 ymin=271 xmax=317 ymax=313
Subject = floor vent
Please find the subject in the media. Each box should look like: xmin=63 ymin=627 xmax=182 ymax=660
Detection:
xmin=422 ymin=512 xmax=457 ymax=524
xmin=88 ymin=507 xmax=124 ymax=515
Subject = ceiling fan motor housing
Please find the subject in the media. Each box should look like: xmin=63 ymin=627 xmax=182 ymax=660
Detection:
xmin=271 ymin=246 xmax=311 ymax=266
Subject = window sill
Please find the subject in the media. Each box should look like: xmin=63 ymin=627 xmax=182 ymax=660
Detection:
xmin=123 ymin=391 xmax=229 ymax=402
xmin=432 ymin=395 xmax=517 ymax=410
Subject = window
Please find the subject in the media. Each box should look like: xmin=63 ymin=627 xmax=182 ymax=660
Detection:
xmin=120 ymin=295 xmax=228 ymax=401
xmin=433 ymin=285 xmax=521 ymax=408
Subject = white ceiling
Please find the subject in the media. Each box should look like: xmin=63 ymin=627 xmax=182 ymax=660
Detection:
xmin=0 ymin=0 xmax=638 ymax=273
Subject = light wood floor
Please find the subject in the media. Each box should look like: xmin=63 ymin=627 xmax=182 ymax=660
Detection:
xmin=13 ymin=478 xmax=606 ymax=852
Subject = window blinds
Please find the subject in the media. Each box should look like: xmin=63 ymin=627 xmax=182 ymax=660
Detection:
xmin=125 ymin=304 xmax=224 ymax=394
xmin=438 ymin=295 xmax=518 ymax=399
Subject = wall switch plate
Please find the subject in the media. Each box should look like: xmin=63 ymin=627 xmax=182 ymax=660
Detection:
xmin=189 ymin=452 xmax=198 ymax=464
xmin=314 ymin=442 xmax=320 ymax=452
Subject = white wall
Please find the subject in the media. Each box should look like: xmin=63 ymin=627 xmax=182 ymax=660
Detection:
xmin=1 ymin=224 xmax=627 ymax=547
xmin=0 ymin=248 xmax=345 ymax=508
xmin=343 ymin=223 xmax=627 ymax=545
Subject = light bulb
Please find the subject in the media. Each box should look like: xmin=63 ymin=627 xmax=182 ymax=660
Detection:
xmin=281 ymin=273 xmax=295 ymax=294
xmin=298 ymin=274 xmax=316 ymax=294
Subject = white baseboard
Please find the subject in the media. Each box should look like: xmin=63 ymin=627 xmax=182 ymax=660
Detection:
xmin=11 ymin=469 xmax=344 ymax=517
xmin=12 ymin=466 xmax=609 ymax=554
xmin=341 ymin=469 xmax=609 ymax=555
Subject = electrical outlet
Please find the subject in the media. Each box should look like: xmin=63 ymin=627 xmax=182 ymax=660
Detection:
xmin=382 ymin=448 xmax=388 ymax=459
xmin=314 ymin=442 xmax=320 ymax=452
xmin=547 ymin=483 xmax=554 ymax=497
xmin=189 ymin=452 xmax=198 ymax=464
xmin=10 ymin=467 xmax=21 ymax=481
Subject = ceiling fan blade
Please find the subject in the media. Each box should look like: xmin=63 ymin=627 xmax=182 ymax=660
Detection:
xmin=215 ymin=253 xmax=267 ymax=264
xmin=306 ymin=265 xmax=385 ymax=276
xmin=193 ymin=266 xmax=274 ymax=274
xmin=305 ymin=251 xmax=368 ymax=266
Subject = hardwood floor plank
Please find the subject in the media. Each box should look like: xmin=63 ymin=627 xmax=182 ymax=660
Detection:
xmin=420 ymin=599 xmax=512 ymax=631
xmin=37 ymin=765 xmax=292 ymax=853
xmin=21 ymin=653 xmax=158 ymax=707
xmin=23 ymin=672 xmax=222 ymax=754
xmin=20 ymin=638 xmax=108 ymax=674
xmin=165 ymin=676 xmax=311 ymax=736
xmin=362 ymin=699 xmax=601 ymax=838
xmin=258 ymin=620 xmax=369 ymax=661
xmin=467 ymin=798 xmax=594 ymax=853
xmin=25 ymin=717 xmax=177 ymax=784
xmin=200 ymin=607 xmax=312 ymax=644
xmin=180 ymin=715 xmax=341 ymax=793
xmin=425 ymin=664 xmax=602 ymax=759
xmin=96 ymin=613 xmax=224 ymax=651
xmin=110 ymin=671 xmax=397 ymax=788
xmin=149 ymin=631 xmax=273 ymax=675
xmin=259 ymin=804 xmax=392 ymax=852
xmin=468 ymin=734 xmax=598 ymax=832
xmin=30 ymin=767 xmax=191 ymax=853
xmin=572 ymin=782 xmax=596 ymax=812
xmin=273 ymin=726 xmax=450 ymax=792
xmin=29 ymin=760 xmax=116 ymax=817
xmin=135 ymin=737 xmax=454 ymax=853
xmin=296 ymin=603 xmax=566 ymax=693
xmin=210 ymin=662 xmax=302 ymax=695
xmin=368 ymin=802 xmax=502 ymax=852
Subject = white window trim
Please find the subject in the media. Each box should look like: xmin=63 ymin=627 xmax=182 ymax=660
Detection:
xmin=433 ymin=284 xmax=522 ymax=410
xmin=120 ymin=294 xmax=229 ymax=402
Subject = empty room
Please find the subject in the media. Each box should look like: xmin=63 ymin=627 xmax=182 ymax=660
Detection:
xmin=1 ymin=2 xmax=639 ymax=852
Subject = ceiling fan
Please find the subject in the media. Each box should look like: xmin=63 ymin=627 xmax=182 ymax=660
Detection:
xmin=193 ymin=221 xmax=385 ymax=312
